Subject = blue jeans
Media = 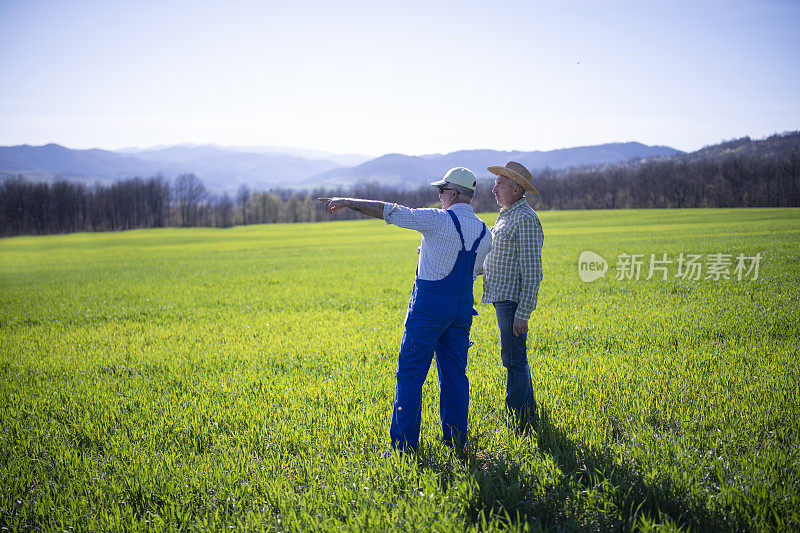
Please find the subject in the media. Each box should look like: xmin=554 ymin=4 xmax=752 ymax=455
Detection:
xmin=493 ymin=301 xmax=537 ymax=421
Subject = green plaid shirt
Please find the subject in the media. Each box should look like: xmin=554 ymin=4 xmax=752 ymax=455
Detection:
xmin=481 ymin=198 xmax=544 ymax=320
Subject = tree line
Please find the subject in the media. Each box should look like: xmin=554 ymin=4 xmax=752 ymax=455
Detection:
xmin=0 ymin=174 xmax=461 ymax=236
xmin=533 ymin=133 xmax=800 ymax=210
xmin=1 ymin=132 xmax=798 ymax=237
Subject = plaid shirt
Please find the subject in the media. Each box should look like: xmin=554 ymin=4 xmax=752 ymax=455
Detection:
xmin=383 ymin=202 xmax=492 ymax=282
xmin=481 ymin=198 xmax=544 ymax=320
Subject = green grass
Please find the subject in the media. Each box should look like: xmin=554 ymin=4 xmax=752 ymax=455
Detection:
xmin=1 ymin=207 xmax=799 ymax=531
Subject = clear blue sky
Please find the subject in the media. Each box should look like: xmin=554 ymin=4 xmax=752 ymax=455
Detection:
xmin=1 ymin=0 xmax=798 ymax=156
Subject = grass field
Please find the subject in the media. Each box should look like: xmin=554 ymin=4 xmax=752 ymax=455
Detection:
xmin=1 ymin=208 xmax=799 ymax=531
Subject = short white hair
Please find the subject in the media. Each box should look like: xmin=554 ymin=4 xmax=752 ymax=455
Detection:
xmin=451 ymin=183 xmax=474 ymax=199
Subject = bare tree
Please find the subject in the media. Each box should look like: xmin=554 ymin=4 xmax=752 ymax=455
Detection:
xmin=237 ymin=184 xmax=250 ymax=225
xmin=216 ymin=193 xmax=234 ymax=227
xmin=174 ymin=173 xmax=206 ymax=226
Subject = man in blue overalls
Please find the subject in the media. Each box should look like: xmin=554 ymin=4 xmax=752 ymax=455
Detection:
xmin=319 ymin=167 xmax=492 ymax=452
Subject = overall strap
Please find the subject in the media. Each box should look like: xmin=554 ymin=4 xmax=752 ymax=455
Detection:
xmin=469 ymin=223 xmax=488 ymax=252
xmin=446 ymin=210 xmax=465 ymax=249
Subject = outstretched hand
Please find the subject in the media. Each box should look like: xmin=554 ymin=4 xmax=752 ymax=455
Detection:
xmin=318 ymin=197 xmax=385 ymax=219
xmin=318 ymin=197 xmax=347 ymax=214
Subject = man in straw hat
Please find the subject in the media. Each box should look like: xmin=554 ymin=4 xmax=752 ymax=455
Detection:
xmin=482 ymin=161 xmax=543 ymax=426
xmin=319 ymin=167 xmax=492 ymax=453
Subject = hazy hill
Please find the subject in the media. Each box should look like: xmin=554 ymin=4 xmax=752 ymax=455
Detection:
xmin=0 ymin=144 xmax=348 ymax=190
xmin=683 ymin=131 xmax=800 ymax=162
xmin=119 ymin=143 xmax=373 ymax=167
xmin=121 ymin=145 xmax=343 ymax=190
xmin=531 ymin=131 xmax=800 ymax=210
xmin=308 ymin=142 xmax=680 ymax=188
xmin=222 ymin=145 xmax=372 ymax=167
xmin=122 ymin=143 xmax=373 ymax=168
xmin=0 ymin=143 xmax=159 ymax=180
xmin=0 ymin=141 xmax=680 ymax=191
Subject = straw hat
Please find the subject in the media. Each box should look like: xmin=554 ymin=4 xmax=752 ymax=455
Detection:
xmin=487 ymin=161 xmax=538 ymax=195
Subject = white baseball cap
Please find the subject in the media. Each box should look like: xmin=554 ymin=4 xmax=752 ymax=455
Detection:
xmin=430 ymin=167 xmax=477 ymax=191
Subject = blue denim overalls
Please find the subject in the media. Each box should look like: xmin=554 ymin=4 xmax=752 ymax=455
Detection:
xmin=390 ymin=210 xmax=488 ymax=451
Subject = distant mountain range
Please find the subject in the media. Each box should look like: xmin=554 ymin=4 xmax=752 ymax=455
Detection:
xmin=117 ymin=143 xmax=372 ymax=167
xmin=0 ymin=142 xmax=681 ymax=192
xmin=0 ymin=144 xmax=357 ymax=191
xmin=309 ymin=143 xmax=680 ymax=189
